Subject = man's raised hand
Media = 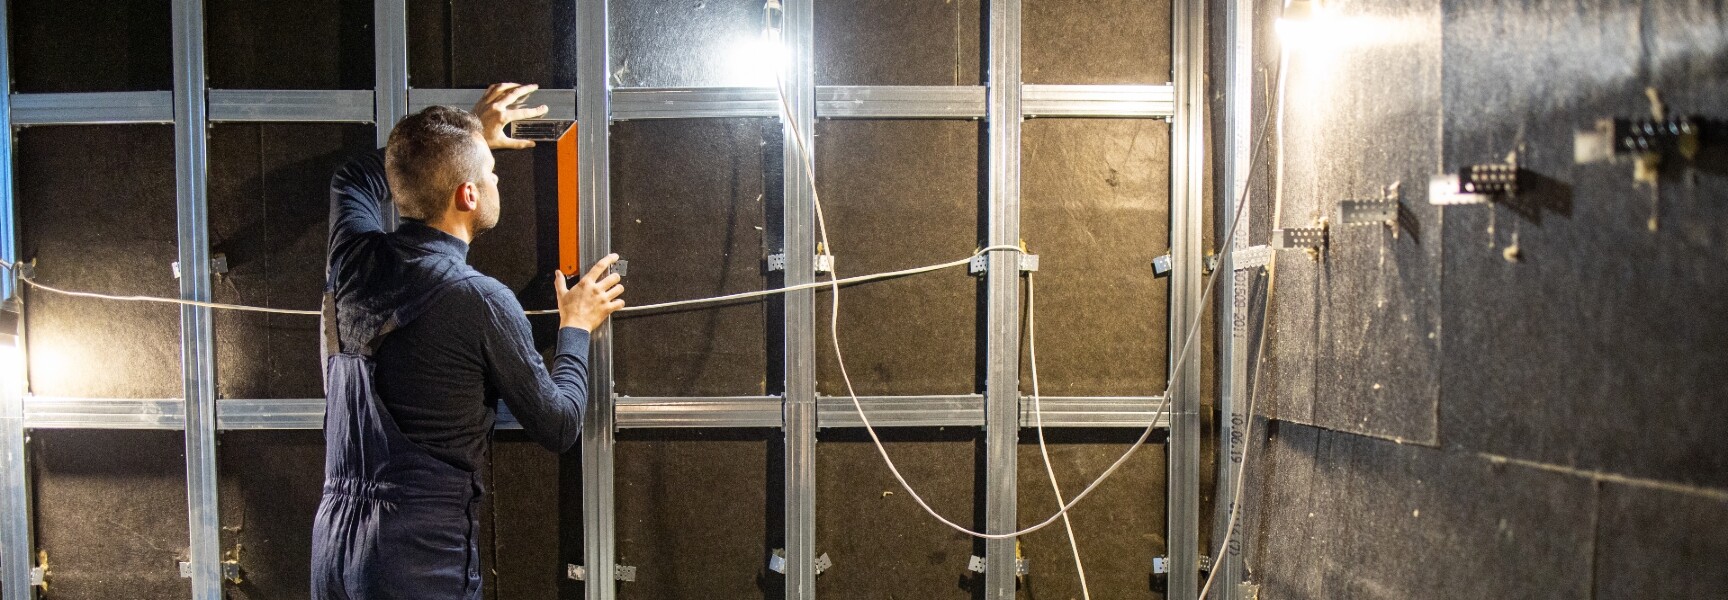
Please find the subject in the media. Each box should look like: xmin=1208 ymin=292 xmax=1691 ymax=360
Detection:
xmin=472 ymin=83 xmax=550 ymax=150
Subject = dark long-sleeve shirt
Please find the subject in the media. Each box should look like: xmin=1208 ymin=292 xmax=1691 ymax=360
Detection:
xmin=327 ymin=150 xmax=588 ymax=472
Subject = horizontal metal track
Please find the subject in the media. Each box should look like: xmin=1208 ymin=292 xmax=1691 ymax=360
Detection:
xmin=22 ymin=394 xmax=1167 ymax=430
xmin=8 ymin=85 xmax=1174 ymax=126
xmin=208 ymin=90 xmax=375 ymax=123
xmin=11 ymin=91 xmax=174 ymax=125
xmin=817 ymin=86 xmax=986 ymax=119
xmin=1021 ymin=84 xmax=1175 ymax=118
xmin=612 ymin=87 xmax=778 ymax=120
xmin=410 ymin=87 xmax=578 ymax=120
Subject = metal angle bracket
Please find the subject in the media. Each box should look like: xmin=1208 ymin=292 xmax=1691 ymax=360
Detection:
xmin=567 ymin=563 xmax=638 ymax=582
xmin=171 ymin=253 xmax=229 ymax=279
xmin=29 ymin=550 xmax=49 ymax=588
xmin=966 ymin=555 xmax=1029 ymax=576
xmin=178 ymin=560 xmax=242 ymax=584
xmin=1152 ymin=554 xmax=1211 ymax=575
xmin=967 ymin=253 xmax=1039 ymax=276
xmin=1272 ymin=219 xmax=1328 ymax=261
xmin=1338 ymin=181 xmax=1402 ymax=226
xmin=1430 ymin=155 xmax=1519 ymax=206
xmin=765 ymin=253 xmax=835 ymax=276
xmin=768 ymin=549 xmax=833 ymax=576
xmin=508 ymin=119 xmax=576 ymax=141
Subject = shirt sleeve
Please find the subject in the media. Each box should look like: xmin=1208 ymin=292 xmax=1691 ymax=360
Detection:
xmin=327 ymin=149 xmax=390 ymax=267
xmin=479 ymin=286 xmax=589 ymax=452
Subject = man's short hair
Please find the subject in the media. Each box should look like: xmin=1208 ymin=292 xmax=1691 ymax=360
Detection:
xmin=385 ymin=106 xmax=487 ymax=221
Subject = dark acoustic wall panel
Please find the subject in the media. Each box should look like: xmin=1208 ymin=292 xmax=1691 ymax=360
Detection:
xmin=1015 ymin=431 xmax=1165 ymax=600
xmin=409 ymin=0 xmax=577 ymax=89
xmin=1594 ymin=483 xmax=1728 ymax=599
xmin=607 ymin=0 xmax=764 ymax=88
xmin=1241 ymin=422 xmax=1595 ymax=599
xmin=216 ymin=431 xmax=324 ymax=600
xmin=206 ymin=0 xmax=373 ymax=89
xmin=1020 ymin=119 xmax=1169 ymax=397
xmin=814 ymin=429 xmax=978 ymax=599
xmin=30 ymin=431 xmax=191 ymax=599
xmin=615 ymin=431 xmax=774 ymax=599
xmin=1439 ymin=0 xmax=1728 ymax=488
xmin=611 ymin=119 xmax=770 ymax=397
xmin=814 ymin=0 xmax=983 ymax=86
xmin=813 ymin=120 xmax=979 ymax=397
xmin=1023 ymin=0 xmax=1170 ymax=84
xmin=1281 ymin=0 xmax=1444 ymax=443
xmin=209 ymin=124 xmax=374 ymax=400
xmin=487 ymin=434 xmax=565 ymax=600
xmin=16 ymin=126 xmax=181 ymax=398
xmin=10 ymin=0 xmax=171 ymax=93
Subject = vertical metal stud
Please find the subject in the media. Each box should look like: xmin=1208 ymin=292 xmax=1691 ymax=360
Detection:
xmin=577 ymin=0 xmax=618 ymax=598
xmin=0 ymin=4 xmax=36 ymax=597
xmin=374 ymin=0 xmax=408 ymax=229
xmin=1168 ymin=0 xmax=1206 ymax=595
xmin=984 ymin=0 xmax=1023 ymax=598
xmin=1211 ymin=0 xmax=1253 ymax=598
xmin=171 ymin=0 xmax=221 ymax=597
xmin=780 ymin=0 xmax=818 ymax=597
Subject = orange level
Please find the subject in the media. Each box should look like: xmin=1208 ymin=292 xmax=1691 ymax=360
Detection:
xmin=556 ymin=122 xmax=581 ymax=277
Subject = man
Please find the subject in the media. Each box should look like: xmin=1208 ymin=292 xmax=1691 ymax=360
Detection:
xmin=312 ymin=83 xmax=623 ymax=600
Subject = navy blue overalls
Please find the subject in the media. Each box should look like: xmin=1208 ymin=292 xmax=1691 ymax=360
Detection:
xmin=311 ymin=151 xmax=488 ymax=600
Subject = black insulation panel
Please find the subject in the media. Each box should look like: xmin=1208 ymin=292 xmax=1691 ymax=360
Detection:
xmin=1015 ymin=431 xmax=1166 ymax=600
xmin=9 ymin=0 xmax=171 ymax=93
xmin=1593 ymin=483 xmax=1728 ymax=599
xmin=813 ymin=120 xmax=979 ymax=397
xmin=1023 ymin=0 xmax=1170 ymax=85
xmin=409 ymin=0 xmax=577 ymax=89
xmin=615 ymin=430 xmax=775 ymax=599
xmin=1274 ymin=0 xmax=1444 ymax=443
xmin=16 ymin=126 xmax=182 ymax=398
xmin=1439 ymin=0 xmax=1728 ymax=488
xmin=205 ymin=0 xmax=373 ymax=89
xmin=606 ymin=0 xmax=763 ymax=88
xmin=1241 ymin=421 xmax=1595 ymax=599
xmin=30 ymin=431 xmax=191 ymax=599
xmin=209 ymin=124 xmax=373 ymax=400
xmin=610 ymin=119 xmax=771 ymax=397
xmin=1020 ymin=119 xmax=1170 ymax=397
xmin=814 ymin=0 xmax=984 ymax=86
xmin=814 ymin=429 xmax=979 ymax=599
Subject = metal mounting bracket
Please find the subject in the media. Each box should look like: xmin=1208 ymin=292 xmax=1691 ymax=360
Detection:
xmin=178 ymin=559 xmax=242 ymax=584
xmin=768 ymin=548 xmax=833 ymax=575
xmin=1153 ymin=554 xmax=1211 ymax=575
xmin=508 ymin=119 xmax=576 ymax=141
xmin=765 ymin=253 xmax=834 ymax=275
xmin=967 ymin=252 xmax=1038 ymax=276
xmin=967 ymin=555 xmax=1029 ymax=576
xmin=1339 ymin=182 xmax=1402 ymax=226
xmin=567 ymin=563 xmax=637 ymax=582
xmin=171 ymin=253 xmax=229 ymax=279
xmin=1431 ymin=155 xmax=1519 ymax=205
xmin=29 ymin=550 xmax=48 ymax=588
xmin=1152 ymin=253 xmax=1174 ymax=278
xmin=1272 ymin=220 xmax=1328 ymax=260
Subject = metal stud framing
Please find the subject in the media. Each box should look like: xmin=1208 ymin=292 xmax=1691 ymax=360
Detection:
xmin=170 ymin=0 xmax=222 ymax=596
xmin=577 ymin=0 xmax=618 ymax=597
xmin=1169 ymin=0 xmax=1209 ymax=595
xmin=780 ymin=0 xmax=819 ymax=596
xmin=984 ymin=0 xmax=1024 ymax=597
xmin=1212 ymin=0 xmax=1254 ymax=597
xmin=0 ymin=2 xmax=1205 ymax=598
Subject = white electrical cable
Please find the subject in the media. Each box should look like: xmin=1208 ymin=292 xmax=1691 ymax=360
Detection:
xmin=1027 ymin=272 xmax=1091 ymax=599
xmin=1 ymin=265 xmax=321 ymax=315
xmin=765 ymin=22 xmax=1274 ymax=541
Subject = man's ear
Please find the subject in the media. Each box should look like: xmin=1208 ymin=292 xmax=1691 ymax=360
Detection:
xmin=453 ymin=181 xmax=479 ymax=213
